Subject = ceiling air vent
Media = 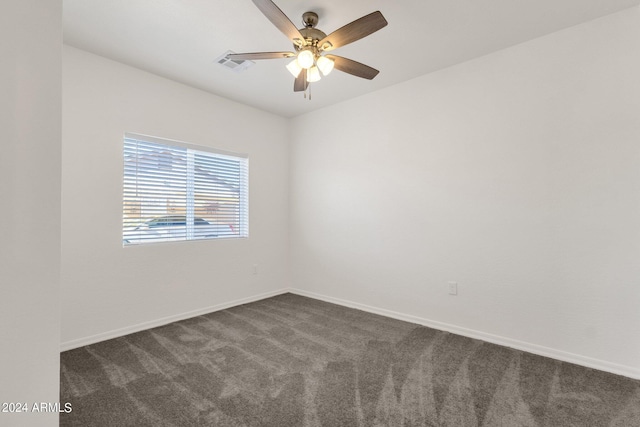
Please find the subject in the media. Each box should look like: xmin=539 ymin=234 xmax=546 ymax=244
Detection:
xmin=215 ymin=50 xmax=255 ymax=73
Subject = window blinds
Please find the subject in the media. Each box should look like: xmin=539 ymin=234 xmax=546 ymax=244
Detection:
xmin=123 ymin=135 xmax=248 ymax=245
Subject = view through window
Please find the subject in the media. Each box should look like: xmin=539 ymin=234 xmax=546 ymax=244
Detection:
xmin=123 ymin=134 xmax=248 ymax=245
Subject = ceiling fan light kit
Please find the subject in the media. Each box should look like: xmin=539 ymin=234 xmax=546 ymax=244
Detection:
xmin=316 ymin=55 xmax=334 ymax=76
xmin=307 ymin=65 xmax=322 ymax=83
xmin=227 ymin=0 xmax=388 ymax=98
xmin=286 ymin=59 xmax=303 ymax=77
xmin=296 ymin=48 xmax=315 ymax=69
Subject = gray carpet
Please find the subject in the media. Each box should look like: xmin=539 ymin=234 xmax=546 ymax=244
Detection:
xmin=60 ymin=293 xmax=640 ymax=426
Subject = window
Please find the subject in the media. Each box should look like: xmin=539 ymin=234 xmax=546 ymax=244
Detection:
xmin=123 ymin=134 xmax=248 ymax=245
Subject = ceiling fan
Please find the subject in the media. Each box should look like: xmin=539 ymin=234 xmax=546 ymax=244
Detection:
xmin=227 ymin=0 xmax=388 ymax=96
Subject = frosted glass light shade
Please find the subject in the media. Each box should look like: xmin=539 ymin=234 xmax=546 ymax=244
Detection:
xmin=297 ymin=49 xmax=315 ymax=69
xmin=307 ymin=65 xmax=321 ymax=82
xmin=316 ymin=56 xmax=334 ymax=76
xmin=286 ymin=59 xmax=302 ymax=77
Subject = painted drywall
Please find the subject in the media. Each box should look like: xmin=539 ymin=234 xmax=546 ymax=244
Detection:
xmin=61 ymin=46 xmax=289 ymax=347
xmin=290 ymin=7 xmax=640 ymax=377
xmin=0 ymin=1 xmax=62 ymax=426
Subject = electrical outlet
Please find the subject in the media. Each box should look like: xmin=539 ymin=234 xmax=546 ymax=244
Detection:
xmin=252 ymin=264 xmax=258 ymax=275
xmin=448 ymin=281 xmax=458 ymax=295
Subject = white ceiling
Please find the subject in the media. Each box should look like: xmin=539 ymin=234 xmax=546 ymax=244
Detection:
xmin=63 ymin=0 xmax=639 ymax=118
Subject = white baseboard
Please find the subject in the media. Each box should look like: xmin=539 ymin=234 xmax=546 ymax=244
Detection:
xmin=289 ymin=288 xmax=640 ymax=380
xmin=60 ymin=288 xmax=290 ymax=352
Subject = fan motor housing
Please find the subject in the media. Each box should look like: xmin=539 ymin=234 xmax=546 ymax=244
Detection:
xmin=293 ymin=12 xmax=326 ymax=50
xmin=297 ymin=27 xmax=327 ymax=48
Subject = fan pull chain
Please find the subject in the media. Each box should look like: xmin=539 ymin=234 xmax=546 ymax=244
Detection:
xmin=302 ymin=85 xmax=312 ymax=100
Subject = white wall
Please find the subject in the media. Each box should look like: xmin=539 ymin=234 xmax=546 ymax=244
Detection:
xmin=290 ymin=7 xmax=640 ymax=378
xmin=61 ymin=46 xmax=289 ymax=347
xmin=0 ymin=1 xmax=62 ymax=426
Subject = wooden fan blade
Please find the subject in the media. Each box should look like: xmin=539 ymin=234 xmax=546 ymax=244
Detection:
xmin=227 ymin=52 xmax=295 ymax=61
xmin=294 ymin=69 xmax=308 ymax=92
xmin=252 ymin=0 xmax=305 ymax=45
xmin=318 ymin=11 xmax=387 ymax=51
xmin=325 ymin=55 xmax=379 ymax=80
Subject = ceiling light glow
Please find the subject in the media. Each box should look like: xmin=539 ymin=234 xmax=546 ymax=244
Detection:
xmin=316 ymin=56 xmax=334 ymax=76
xmin=286 ymin=59 xmax=302 ymax=77
xmin=307 ymin=65 xmax=321 ymax=82
xmin=297 ymin=49 xmax=315 ymax=69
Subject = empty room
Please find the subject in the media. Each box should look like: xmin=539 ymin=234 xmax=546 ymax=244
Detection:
xmin=2 ymin=0 xmax=640 ymax=426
